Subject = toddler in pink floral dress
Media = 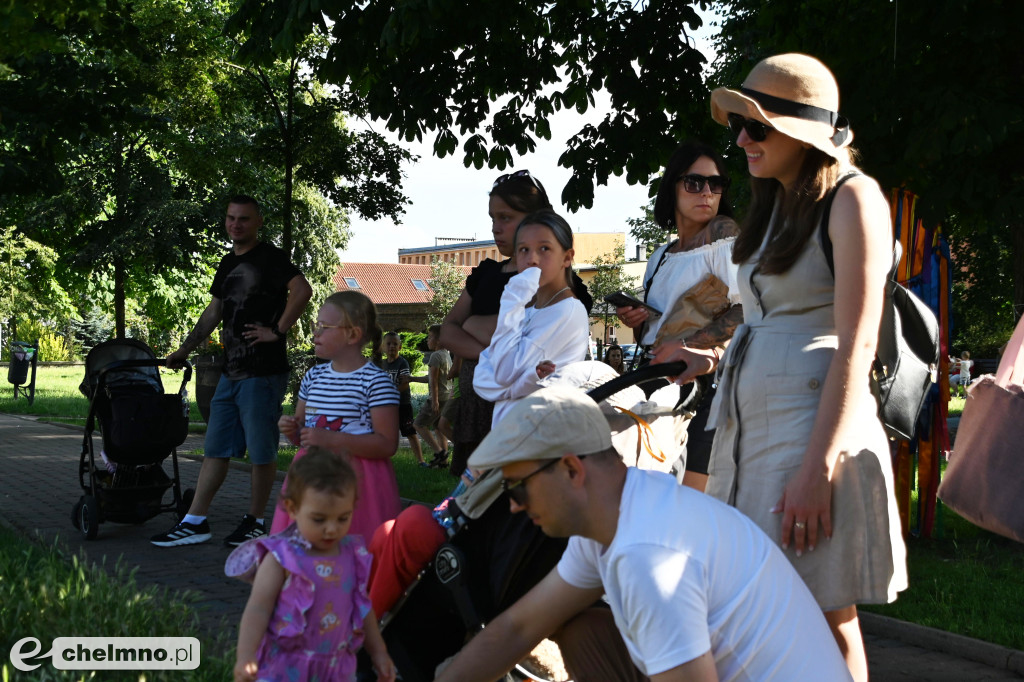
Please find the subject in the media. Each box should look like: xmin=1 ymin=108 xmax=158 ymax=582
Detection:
xmin=228 ymin=447 xmax=395 ymax=682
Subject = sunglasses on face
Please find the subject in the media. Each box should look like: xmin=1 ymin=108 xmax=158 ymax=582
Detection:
xmin=727 ymin=113 xmax=773 ymax=142
xmin=678 ymin=173 xmax=730 ymax=195
xmin=502 ymin=458 xmax=561 ymax=505
xmin=492 ymin=169 xmax=543 ymax=192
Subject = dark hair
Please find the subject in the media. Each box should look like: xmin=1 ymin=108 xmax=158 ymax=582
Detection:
xmin=653 ymin=142 xmax=734 ymax=231
xmin=227 ymin=194 xmax=262 ymax=215
xmin=324 ymin=290 xmax=384 ymax=364
xmin=605 ymin=344 xmax=624 ymax=372
xmin=515 ymin=210 xmax=594 ymax=313
xmin=732 ymin=147 xmax=854 ymax=274
xmin=281 ymin=446 xmax=358 ymax=506
xmin=490 ymin=170 xmax=553 ymax=214
xmin=427 ymin=324 xmax=442 ymax=337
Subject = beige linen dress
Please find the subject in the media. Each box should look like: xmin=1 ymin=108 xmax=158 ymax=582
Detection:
xmin=705 ymin=217 xmax=908 ymax=611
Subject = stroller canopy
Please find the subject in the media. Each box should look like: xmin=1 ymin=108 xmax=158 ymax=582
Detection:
xmin=80 ymin=339 xmax=164 ymax=399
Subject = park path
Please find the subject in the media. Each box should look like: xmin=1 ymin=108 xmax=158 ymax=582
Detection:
xmin=1 ymin=413 xmax=1022 ymax=680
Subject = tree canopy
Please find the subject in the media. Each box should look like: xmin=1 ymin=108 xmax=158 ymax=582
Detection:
xmin=226 ymin=0 xmax=720 ymax=211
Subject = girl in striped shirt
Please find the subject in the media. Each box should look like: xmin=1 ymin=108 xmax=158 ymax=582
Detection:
xmin=273 ymin=291 xmax=401 ymax=540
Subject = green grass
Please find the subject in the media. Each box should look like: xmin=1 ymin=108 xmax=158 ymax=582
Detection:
xmin=0 ymin=365 xmax=204 ymax=422
xmin=860 ymin=460 xmax=1024 ymax=650
xmin=0 ymin=525 xmax=234 ymax=681
xmin=947 ymin=395 xmax=965 ymax=417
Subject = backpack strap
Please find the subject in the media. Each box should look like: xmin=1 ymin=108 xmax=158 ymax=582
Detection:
xmin=644 ymin=240 xmax=677 ymax=298
xmin=818 ymin=171 xmax=864 ymax=277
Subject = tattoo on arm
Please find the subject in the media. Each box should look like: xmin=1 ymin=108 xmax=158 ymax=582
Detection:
xmin=707 ymin=215 xmax=740 ymax=242
xmin=686 ymin=304 xmax=743 ymax=349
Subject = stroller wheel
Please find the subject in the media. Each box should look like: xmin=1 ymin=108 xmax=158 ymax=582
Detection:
xmin=71 ymin=498 xmax=84 ymax=530
xmin=80 ymin=495 xmax=100 ymax=540
xmin=177 ymin=488 xmax=195 ymax=519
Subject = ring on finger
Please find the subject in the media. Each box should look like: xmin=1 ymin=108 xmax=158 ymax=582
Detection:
xmin=794 ymin=521 xmax=807 ymax=529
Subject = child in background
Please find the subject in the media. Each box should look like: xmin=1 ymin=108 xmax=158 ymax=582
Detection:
xmin=415 ymin=324 xmax=453 ymax=468
xmin=274 ymin=291 xmax=401 ymax=540
xmin=474 ymin=209 xmax=591 ymax=425
xmin=229 ymin=448 xmax=396 ymax=682
xmin=438 ymin=355 xmax=462 ymax=441
xmin=378 ymin=331 xmax=426 ymax=465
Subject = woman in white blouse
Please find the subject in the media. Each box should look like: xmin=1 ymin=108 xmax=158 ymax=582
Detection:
xmin=616 ymin=141 xmax=744 ymax=491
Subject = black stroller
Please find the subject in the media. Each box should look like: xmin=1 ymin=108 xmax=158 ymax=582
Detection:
xmin=358 ymin=361 xmax=688 ymax=681
xmin=72 ymin=338 xmax=195 ymax=540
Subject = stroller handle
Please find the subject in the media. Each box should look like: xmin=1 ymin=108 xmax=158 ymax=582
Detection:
xmin=586 ymin=360 xmax=687 ymax=405
xmin=98 ymin=358 xmax=193 ymax=391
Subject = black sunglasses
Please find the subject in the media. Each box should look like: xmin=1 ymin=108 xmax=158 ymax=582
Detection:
xmin=678 ymin=173 xmax=730 ymax=195
xmin=502 ymin=458 xmax=561 ymax=505
xmin=727 ymin=113 xmax=773 ymax=142
xmin=492 ymin=169 xmax=543 ymax=192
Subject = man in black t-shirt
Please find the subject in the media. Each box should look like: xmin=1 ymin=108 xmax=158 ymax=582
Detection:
xmin=151 ymin=195 xmax=312 ymax=548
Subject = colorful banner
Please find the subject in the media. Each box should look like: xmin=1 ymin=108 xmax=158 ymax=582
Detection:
xmin=889 ymin=189 xmax=953 ymax=538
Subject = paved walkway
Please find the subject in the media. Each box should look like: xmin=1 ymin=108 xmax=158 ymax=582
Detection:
xmin=2 ymin=413 xmax=1022 ymax=680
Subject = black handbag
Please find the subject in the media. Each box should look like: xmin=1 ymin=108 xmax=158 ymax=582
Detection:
xmin=820 ymin=174 xmax=940 ymax=440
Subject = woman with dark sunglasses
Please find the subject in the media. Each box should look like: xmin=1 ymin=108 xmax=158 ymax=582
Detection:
xmin=614 ymin=140 xmax=744 ymax=493
xmin=695 ymin=54 xmax=906 ymax=682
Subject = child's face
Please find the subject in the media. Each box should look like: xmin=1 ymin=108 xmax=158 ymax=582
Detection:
xmin=285 ymin=487 xmax=356 ymax=553
xmin=313 ymin=303 xmax=356 ymax=359
xmin=383 ymin=336 xmax=402 ymax=360
xmin=515 ymin=223 xmax=572 ymax=289
xmin=426 ymin=331 xmax=439 ymax=351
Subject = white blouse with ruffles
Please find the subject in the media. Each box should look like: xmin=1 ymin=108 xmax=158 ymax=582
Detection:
xmin=639 ymin=237 xmax=741 ymax=346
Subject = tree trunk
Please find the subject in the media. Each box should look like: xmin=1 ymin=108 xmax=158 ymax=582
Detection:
xmin=114 ymin=257 xmax=126 ymax=338
xmin=1015 ymin=224 xmax=1024 ymax=322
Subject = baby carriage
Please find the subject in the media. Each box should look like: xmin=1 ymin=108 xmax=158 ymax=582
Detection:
xmin=71 ymin=338 xmax=195 ymax=540
xmin=358 ymin=360 xmax=690 ymax=681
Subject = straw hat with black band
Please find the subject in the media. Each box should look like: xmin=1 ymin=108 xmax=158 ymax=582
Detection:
xmin=710 ymin=53 xmax=852 ymax=159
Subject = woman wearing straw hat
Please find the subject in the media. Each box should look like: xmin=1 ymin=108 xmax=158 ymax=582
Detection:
xmin=658 ymin=54 xmax=907 ymax=680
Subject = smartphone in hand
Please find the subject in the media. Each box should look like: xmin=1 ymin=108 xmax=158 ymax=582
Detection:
xmin=603 ymin=291 xmax=663 ymax=318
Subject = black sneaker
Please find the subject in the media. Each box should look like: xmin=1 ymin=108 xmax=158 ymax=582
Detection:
xmin=224 ymin=514 xmax=266 ymax=547
xmin=150 ymin=520 xmax=211 ymax=547
xmin=429 ymin=451 xmax=449 ymax=469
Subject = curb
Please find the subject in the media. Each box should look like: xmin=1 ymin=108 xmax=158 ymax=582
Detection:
xmin=860 ymin=612 xmax=1024 ymax=674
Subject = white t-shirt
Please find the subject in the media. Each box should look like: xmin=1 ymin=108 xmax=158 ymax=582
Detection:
xmin=958 ymin=358 xmax=973 ymax=383
xmin=558 ymin=469 xmax=851 ymax=681
xmin=474 ymin=268 xmax=590 ymax=426
xmin=640 ymin=238 xmax=741 ymax=346
xmin=299 ymin=361 xmax=399 ymax=434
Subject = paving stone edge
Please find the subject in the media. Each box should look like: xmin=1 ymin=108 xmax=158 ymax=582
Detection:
xmin=860 ymin=612 xmax=1024 ymax=674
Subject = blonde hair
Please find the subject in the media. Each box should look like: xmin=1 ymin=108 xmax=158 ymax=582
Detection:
xmin=324 ymin=290 xmax=383 ymax=364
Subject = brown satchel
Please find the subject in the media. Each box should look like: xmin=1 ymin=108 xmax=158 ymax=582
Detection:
xmin=937 ymin=314 xmax=1024 ymax=543
xmin=653 ymin=273 xmax=732 ymax=348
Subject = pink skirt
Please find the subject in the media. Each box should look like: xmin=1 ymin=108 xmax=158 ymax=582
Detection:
xmin=271 ymin=449 xmax=402 ymax=540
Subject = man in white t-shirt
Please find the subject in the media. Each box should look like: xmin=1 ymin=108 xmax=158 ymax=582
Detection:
xmin=436 ymin=386 xmax=850 ymax=682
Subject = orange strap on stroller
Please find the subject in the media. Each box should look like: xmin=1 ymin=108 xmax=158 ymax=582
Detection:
xmin=612 ymin=406 xmax=666 ymax=463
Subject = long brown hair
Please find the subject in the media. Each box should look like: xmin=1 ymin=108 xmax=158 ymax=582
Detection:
xmin=732 ymin=147 xmax=855 ymax=274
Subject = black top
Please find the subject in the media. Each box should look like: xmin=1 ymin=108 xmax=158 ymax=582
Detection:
xmin=210 ymin=242 xmax=302 ymax=379
xmin=466 ymin=258 xmax=515 ymax=316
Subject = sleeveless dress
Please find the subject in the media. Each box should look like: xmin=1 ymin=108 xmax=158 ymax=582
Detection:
xmin=705 ymin=213 xmax=907 ymax=611
xmin=225 ymin=526 xmax=373 ymax=682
